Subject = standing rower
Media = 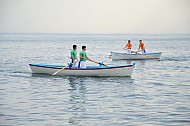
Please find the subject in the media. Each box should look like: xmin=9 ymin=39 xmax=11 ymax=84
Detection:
xmin=70 ymin=45 xmax=78 ymax=68
xmin=78 ymin=46 xmax=91 ymax=68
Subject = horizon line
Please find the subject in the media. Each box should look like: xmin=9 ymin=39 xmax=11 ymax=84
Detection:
xmin=0 ymin=32 xmax=190 ymax=35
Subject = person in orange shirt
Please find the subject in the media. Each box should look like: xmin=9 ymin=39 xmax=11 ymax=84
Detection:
xmin=124 ymin=40 xmax=132 ymax=53
xmin=138 ymin=40 xmax=146 ymax=53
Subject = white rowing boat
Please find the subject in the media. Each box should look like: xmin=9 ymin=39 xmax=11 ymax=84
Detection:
xmin=110 ymin=51 xmax=162 ymax=60
xmin=29 ymin=63 xmax=135 ymax=77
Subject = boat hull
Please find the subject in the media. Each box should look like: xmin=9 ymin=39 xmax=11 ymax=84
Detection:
xmin=111 ymin=51 xmax=162 ymax=60
xmin=29 ymin=64 xmax=135 ymax=77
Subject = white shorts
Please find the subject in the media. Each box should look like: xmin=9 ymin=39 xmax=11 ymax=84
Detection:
xmin=139 ymin=50 xmax=146 ymax=54
xmin=126 ymin=49 xmax=132 ymax=54
xmin=79 ymin=61 xmax=86 ymax=68
xmin=70 ymin=59 xmax=78 ymax=68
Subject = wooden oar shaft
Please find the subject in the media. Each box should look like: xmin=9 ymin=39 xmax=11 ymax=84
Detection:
xmin=52 ymin=67 xmax=67 ymax=75
xmin=137 ymin=52 xmax=157 ymax=59
xmin=88 ymin=59 xmax=107 ymax=66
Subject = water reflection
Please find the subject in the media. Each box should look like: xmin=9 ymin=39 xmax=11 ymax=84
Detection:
xmin=30 ymin=74 xmax=135 ymax=125
xmin=135 ymin=60 xmax=146 ymax=67
xmin=67 ymin=77 xmax=87 ymax=125
xmin=126 ymin=60 xmax=132 ymax=64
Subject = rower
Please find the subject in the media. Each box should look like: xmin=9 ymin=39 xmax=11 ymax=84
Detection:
xmin=78 ymin=46 xmax=91 ymax=68
xmin=70 ymin=45 xmax=78 ymax=68
xmin=138 ymin=40 xmax=146 ymax=53
xmin=124 ymin=40 xmax=132 ymax=54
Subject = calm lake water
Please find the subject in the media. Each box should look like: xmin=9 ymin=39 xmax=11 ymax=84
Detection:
xmin=0 ymin=34 xmax=190 ymax=126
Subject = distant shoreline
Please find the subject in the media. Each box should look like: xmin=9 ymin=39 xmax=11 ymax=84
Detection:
xmin=0 ymin=32 xmax=190 ymax=36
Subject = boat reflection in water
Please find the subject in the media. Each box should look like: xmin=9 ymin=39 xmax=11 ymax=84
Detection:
xmin=67 ymin=77 xmax=87 ymax=124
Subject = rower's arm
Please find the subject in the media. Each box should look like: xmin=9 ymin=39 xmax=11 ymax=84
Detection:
xmin=124 ymin=44 xmax=127 ymax=49
xmin=138 ymin=45 xmax=140 ymax=51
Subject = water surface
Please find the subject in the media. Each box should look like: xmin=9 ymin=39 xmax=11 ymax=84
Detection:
xmin=0 ymin=34 xmax=190 ymax=126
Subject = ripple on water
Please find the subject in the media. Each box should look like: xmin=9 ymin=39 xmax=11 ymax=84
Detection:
xmin=0 ymin=34 xmax=190 ymax=125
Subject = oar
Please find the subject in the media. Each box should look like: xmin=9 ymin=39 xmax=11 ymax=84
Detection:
xmin=137 ymin=52 xmax=158 ymax=60
xmin=52 ymin=67 xmax=67 ymax=75
xmin=52 ymin=64 xmax=72 ymax=75
xmin=88 ymin=59 xmax=108 ymax=66
xmin=131 ymin=50 xmax=138 ymax=53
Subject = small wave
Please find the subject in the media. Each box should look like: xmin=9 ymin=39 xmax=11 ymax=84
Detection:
xmin=161 ymin=57 xmax=190 ymax=62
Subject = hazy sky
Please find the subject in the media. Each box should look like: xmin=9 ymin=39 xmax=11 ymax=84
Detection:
xmin=0 ymin=0 xmax=190 ymax=34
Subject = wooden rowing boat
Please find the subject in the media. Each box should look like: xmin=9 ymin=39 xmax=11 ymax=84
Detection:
xmin=110 ymin=51 xmax=162 ymax=60
xmin=29 ymin=63 xmax=135 ymax=77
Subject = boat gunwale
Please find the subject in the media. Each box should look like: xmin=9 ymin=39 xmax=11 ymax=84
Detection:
xmin=29 ymin=64 xmax=135 ymax=70
xmin=110 ymin=51 xmax=162 ymax=55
